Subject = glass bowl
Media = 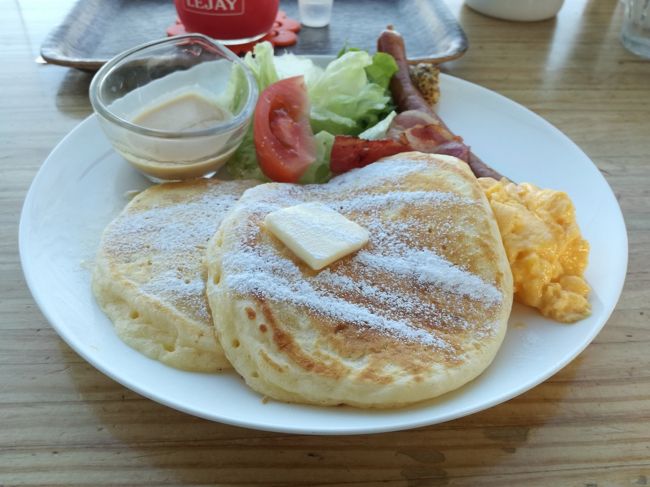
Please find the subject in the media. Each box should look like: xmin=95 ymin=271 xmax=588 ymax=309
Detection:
xmin=89 ymin=34 xmax=258 ymax=181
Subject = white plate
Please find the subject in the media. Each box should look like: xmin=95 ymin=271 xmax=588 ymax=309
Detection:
xmin=20 ymin=69 xmax=627 ymax=435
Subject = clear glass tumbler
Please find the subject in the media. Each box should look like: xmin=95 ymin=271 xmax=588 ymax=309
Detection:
xmin=298 ymin=0 xmax=334 ymax=28
xmin=621 ymin=0 xmax=650 ymax=58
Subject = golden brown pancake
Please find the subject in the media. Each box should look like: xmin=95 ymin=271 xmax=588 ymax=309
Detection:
xmin=206 ymin=153 xmax=513 ymax=407
xmin=93 ymin=178 xmax=257 ymax=372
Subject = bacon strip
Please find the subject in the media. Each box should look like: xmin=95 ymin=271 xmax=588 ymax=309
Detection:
xmin=330 ymin=136 xmax=411 ymax=174
xmin=387 ymin=110 xmax=451 ymax=143
xmin=330 ymin=110 xmax=475 ymax=174
xmin=387 ymin=111 xmax=470 ymax=162
xmin=330 ymin=132 xmax=472 ymax=174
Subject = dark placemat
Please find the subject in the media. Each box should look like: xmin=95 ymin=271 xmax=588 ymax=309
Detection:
xmin=41 ymin=0 xmax=467 ymax=70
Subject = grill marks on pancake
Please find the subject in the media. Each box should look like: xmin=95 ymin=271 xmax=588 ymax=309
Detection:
xmin=259 ymin=302 xmax=350 ymax=380
xmin=341 ymin=217 xmax=498 ymax=341
xmin=224 ymin=245 xmax=449 ymax=348
xmin=221 ymin=161 xmax=503 ymax=349
xmin=102 ymin=181 xmax=246 ymax=323
xmin=334 ymin=190 xmax=471 ymax=213
xmin=355 ymin=249 xmax=501 ymax=305
xmin=313 ymin=269 xmax=473 ymax=336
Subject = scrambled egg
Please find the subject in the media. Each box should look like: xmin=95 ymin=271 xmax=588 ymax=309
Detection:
xmin=479 ymin=178 xmax=591 ymax=323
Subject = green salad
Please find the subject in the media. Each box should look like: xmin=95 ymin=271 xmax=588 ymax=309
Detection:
xmin=221 ymin=42 xmax=398 ymax=183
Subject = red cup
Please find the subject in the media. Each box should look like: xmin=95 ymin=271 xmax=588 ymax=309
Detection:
xmin=174 ymin=0 xmax=280 ymax=44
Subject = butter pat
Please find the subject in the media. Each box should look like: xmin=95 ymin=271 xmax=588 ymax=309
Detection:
xmin=264 ymin=202 xmax=369 ymax=270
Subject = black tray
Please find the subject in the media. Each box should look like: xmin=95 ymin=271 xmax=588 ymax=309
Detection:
xmin=41 ymin=0 xmax=468 ymax=70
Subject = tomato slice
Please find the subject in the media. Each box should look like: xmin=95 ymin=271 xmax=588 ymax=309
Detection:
xmin=253 ymin=76 xmax=316 ymax=183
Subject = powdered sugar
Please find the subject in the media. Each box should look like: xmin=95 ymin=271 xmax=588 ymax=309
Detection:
xmin=314 ymin=270 xmax=473 ymax=332
xmin=102 ymin=181 xmax=253 ymax=323
xmin=106 ymin=191 xmax=239 ymax=257
xmin=356 ymin=248 xmax=502 ymax=305
xmin=326 ymin=159 xmax=429 ymax=189
xmin=142 ymin=269 xmax=210 ymax=321
xmin=223 ymin=246 xmax=452 ymax=348
xmin=220 ymin=161 xmax=503 ymax=346
xmin=333 ymin=190 xmax=471 ymax=213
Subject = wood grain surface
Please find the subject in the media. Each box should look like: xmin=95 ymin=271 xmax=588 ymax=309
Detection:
xmin=2 ymin=0 xmax=650 ymax=485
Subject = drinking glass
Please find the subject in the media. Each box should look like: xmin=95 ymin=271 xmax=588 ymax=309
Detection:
xmin=621 ymin=0 xmax=650 ymax=58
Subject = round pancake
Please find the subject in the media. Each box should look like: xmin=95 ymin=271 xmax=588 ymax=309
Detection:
xmin=206 ymin=153 xmax=513 ymax=407
xmin=93 ymin=178 xmax=257 ymax=372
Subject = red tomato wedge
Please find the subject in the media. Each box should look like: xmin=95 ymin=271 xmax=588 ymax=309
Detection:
xmin=253 ymin=76 xmax=316 ymax=183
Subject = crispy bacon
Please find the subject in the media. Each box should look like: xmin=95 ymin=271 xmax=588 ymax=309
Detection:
xmin=431 ymin=141 xmax=471 ymax=161
xmin=329 ymin=132 xmax=472 ymax=175
xmin=330 ymin=136 xmax=412 ymax=174
xmin=387 ymin=110 xmax=443 ymax=136
xmin=387 ymin=107 xmax=503 ymax=179
xmin=389 ymin=110 xmax=456 ymax=145
xmin=330 ymin=109 xmax=476 ymax=174
xmin=388 ymin=110 xmax=472 ymax=162
xmin=390 ymin=108 xmax=473 ymax=161
xmin=400 ymin=125 xmax=467 ymax=158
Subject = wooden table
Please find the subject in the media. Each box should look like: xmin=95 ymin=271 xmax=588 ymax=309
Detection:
xmin=3 ymin=0 xmax=649 ymax=484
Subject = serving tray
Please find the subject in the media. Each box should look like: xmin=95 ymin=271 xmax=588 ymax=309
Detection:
xmin=41 ymin=0 xmax=468 ymax=71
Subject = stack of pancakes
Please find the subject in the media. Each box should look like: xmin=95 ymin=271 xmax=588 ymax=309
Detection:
xmin=93 ymin=152 xmax=513 ymax=408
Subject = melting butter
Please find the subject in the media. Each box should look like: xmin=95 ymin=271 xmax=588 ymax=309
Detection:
xmin=264 ymin=202 xmax=370 ymax=271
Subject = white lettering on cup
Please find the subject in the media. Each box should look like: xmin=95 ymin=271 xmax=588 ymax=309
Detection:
xmin=184 ymin=0 xmax=245 ymax=15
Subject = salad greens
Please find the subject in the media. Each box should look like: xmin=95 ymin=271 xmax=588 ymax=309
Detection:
xmin=306 ymin=49 xmax=395 ymax=135
xmin=298 ymin=131 xmax=336 ymax=184
xmin=359 ymin=110 xmax=397 ymax=140
xmin=243 ymin=41 xmax=278 ymax=91
xmin=336 ymin=45 xmax=398 ymax=90
xmin=225 ymin=42 xmax=398 ymax=183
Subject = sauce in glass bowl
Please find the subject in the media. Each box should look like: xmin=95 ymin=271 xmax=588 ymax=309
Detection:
xmin=90 ymin=35 xmax=257 ymax=182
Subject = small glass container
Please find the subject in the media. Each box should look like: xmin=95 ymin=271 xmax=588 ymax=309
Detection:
xmin=89 ymin=34 xmax=258 ymax=182
xmin=298 ymin=0 xmax=334 ymax=28
xmin=621 ymin=0 xmax=650 ymax=58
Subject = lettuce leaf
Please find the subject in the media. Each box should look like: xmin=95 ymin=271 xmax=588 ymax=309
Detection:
xmin=365 ymin=52 xmax=398 ymax=90
xmin=337 ymin=46 xmax=399 ymax=90
xmin=225 ymin=128 xmax=268 ymax=181
xmin=299 ymin=131 xmax=335 ymax=184
xmin=358 ymin=111 xmax=397 ymax=140
xmin=306 ymin=50 xmax=392 ymax=135
xmin=274 ymin=53 xmax=322 ymax=86
xmin=243 ymin=42 xmax=278 ymax=91
xmin=217 ymin=63 xmax=249 ymax=114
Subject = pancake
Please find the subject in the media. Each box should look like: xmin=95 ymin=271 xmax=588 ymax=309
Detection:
xmin=93 ymin=178 xmax=257 ymax=372
xmin=206 ymin=153 xmax=513 ymax=408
